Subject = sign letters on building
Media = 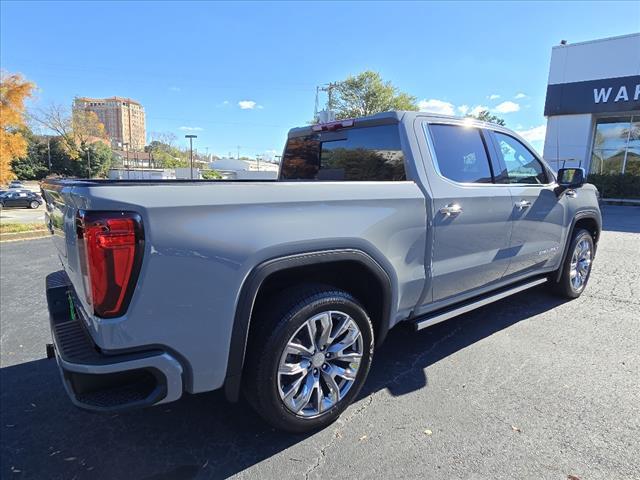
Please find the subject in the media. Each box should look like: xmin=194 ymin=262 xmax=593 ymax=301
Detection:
xmin=544 ymin=75 xmax=640 ymax=116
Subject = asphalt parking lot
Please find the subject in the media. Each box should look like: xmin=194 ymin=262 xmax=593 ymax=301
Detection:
xmin=0 ymin=204 xmax=45 ymax=225
xmin=1 ymin=205 xmax=638 ymax=480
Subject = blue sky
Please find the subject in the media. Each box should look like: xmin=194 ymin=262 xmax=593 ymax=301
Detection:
xmin=2 ymin=1 xmax=639 ymax=158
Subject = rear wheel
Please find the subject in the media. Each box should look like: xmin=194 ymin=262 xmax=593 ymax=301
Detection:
xmin=243 ymin=285 xmax=374 ymax=432
xmin=551 ymin=228 xmax=594 ymax=298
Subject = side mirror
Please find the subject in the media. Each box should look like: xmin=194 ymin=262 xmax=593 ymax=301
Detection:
xmin=557 ymin=167 xmax=585 ymax=190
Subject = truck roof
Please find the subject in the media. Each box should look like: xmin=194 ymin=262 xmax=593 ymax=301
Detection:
xmin=287 ymin=110 xmax=506 ymax=138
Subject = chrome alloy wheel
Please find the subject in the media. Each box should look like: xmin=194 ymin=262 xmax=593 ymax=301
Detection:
xmin=277 ymin=310 xmax=364 ymax=417
xmin=570 ymin=238 xmax=592 ymax=291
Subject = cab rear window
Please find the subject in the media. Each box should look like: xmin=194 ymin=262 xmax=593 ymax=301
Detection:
xmin=280 ymin=125 xmax=406 ymax=181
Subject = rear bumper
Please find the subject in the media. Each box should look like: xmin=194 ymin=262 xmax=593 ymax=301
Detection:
xmin=46 ymin=270 xmax=183 ymax=412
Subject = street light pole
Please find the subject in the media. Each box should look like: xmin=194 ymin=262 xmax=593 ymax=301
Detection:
xmin=185 ymin=134 xmax=197 ymax=179
xmin=87 ymin=147 xmax=91 ymax=178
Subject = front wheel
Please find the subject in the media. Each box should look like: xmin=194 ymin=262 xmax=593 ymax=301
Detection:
xmin=551 ymin=228 xmax=594 ymax=298
xmin=243 ymin=285 xmax=374 ymax=432
xmin=29 ymin=201 xmax=40 ymax=209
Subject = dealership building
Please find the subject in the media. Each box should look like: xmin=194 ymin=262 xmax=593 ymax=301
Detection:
xmin=543 ymin=33 xmax=639 ymax=177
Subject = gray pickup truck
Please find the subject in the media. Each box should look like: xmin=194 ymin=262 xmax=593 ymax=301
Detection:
xmin=42 ymin=111 xmax=601 ymax=432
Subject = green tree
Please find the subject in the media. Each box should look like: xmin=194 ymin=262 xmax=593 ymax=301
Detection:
xmin=145 ymin=140 xmax=187 ymax=168
xmin=329 ymin=71 xmax=418 ymax=120
xmin=78 ymin=141 xmax=112 ymax=178
xmin=466 ymin=110 xmax=506 ymax=126
xmin=11 ymin=131 xmax=113 ymax=179
xmin=10 ymin=129 xmax=50 ymax=180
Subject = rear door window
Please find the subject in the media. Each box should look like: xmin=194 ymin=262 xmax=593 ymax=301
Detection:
xmin=280 ymin=125 xmax=406 ymax=181
xmin=427 ymin=124 xmax=493 ymax=184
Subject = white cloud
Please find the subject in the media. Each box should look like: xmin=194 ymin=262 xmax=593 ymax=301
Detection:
xmin=418 ymin=99 xmax=455 ymax=115
xmin=468 ymin=105 xmax=489 ymax=116
xmin=457 ymin=104 xmax=470 ymax=115
xmin=514 ymin=92 xmax=527 ymax=99
xmin=179 ymin=126 xmax=203 ymax=132
xmin=169 ymin=86 xmax=181 ymax=92
xmin=488 ymin=94 xmax=501 ymax=100
xmin=494 ymin=101 xmax=520 ymax=113
xmin=261 ymin=149 xmax=279 ymax=162
xmin=516 ymin=124 xmax=546 ymax=143
xmin=238 ymin=100 xmax=262 ymax=110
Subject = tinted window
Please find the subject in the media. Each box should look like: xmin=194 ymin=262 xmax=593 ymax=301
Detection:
xmin=428 ymin=124 xmax=493 ymax=183
xmin=494 ymin=132 xmax=548 ymax=184
xmin=280 ymin=125 xmax=406 ymax=181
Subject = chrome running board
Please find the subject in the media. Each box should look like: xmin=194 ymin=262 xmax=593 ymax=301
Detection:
xmin=414 ymin=277 xmax=548 ymax=331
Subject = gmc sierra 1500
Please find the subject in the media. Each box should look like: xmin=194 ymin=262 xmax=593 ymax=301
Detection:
xmin=42 ymin=111 xmax=601 ymax=432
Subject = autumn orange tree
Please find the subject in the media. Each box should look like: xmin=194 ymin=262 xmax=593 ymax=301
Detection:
xmin=0 ymin=72 xmax=35 ymax=184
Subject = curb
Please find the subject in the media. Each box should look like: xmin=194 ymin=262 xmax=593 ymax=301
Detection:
xmin=0 ymin=230 xmax=50 ymax=242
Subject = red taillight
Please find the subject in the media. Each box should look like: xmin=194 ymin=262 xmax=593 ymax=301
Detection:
xmin=77 ymin=211 xmax=144 ymax=318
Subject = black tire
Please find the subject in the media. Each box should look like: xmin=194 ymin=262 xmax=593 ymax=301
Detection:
xmin=29 ymin=201 xmax=39 ymax=209
xmin=550 ymin=228 xmax=594 ymax=298
xmin=243 ymin=284 xmax=374 ymax=433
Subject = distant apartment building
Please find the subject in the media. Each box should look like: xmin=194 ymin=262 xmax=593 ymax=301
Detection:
xmin=73 ymin=96 xmax=146 ymax=151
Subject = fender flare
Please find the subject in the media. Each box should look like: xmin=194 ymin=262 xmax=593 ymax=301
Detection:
xmin=555 ymin=210 xmax=602 ymax=283
xmin=223 ymin=248 xmax=393 ymax=402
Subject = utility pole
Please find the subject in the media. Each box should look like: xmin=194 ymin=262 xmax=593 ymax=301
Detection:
xmin=236 ymin=145 xmax=241 ymax=160
xmin=314 ymin=82 xmax=338 ymax=122
xmin=87 ymin=146 xmax=91 ymax=178
xmin=256 ymin=155 xmax=261 ymax=171
xmin=47 ymin=137 xmax=52 ymax=171
xmin=123 ymin=142 xmax=129 ymax=179
xmin=185 ymin=134 xmax=197 ymax=179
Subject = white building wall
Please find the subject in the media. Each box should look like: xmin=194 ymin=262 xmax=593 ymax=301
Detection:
xmin=108 ymin=169 xmax=175 ymax=180
xmin=547 ymin=33 xmax=640 ymax=85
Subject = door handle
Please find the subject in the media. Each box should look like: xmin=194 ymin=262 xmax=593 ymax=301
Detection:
xmin=565 ymin=189 xmax=577 ymax=198
xmin=439 ymin=203 xmax=463 ymax=217
xmin=515 ymin=200 xmax=532 ymax=210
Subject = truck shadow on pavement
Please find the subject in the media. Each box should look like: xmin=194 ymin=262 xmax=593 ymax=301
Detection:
xmin=0 ymin=287 xmax=566 ymax=480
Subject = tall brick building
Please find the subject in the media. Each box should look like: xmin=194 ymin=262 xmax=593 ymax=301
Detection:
xmin=73 ymin=96 xmax=146 ymax=151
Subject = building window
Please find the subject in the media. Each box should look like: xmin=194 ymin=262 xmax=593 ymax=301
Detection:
xmin=591 ymin=116 xmax=640 ymax=175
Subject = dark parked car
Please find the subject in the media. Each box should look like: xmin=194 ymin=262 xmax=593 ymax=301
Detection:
xmin=0 ymin=191 xmax=43 ymax=209
xmin=8 ymin=180 xmax=25 ymax=189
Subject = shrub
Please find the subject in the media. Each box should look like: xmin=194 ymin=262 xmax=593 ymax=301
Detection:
xmin=200 ymin=169 xmax=222 ymax=180
xmin=587 ymin=173 xmax=640 ymax=199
